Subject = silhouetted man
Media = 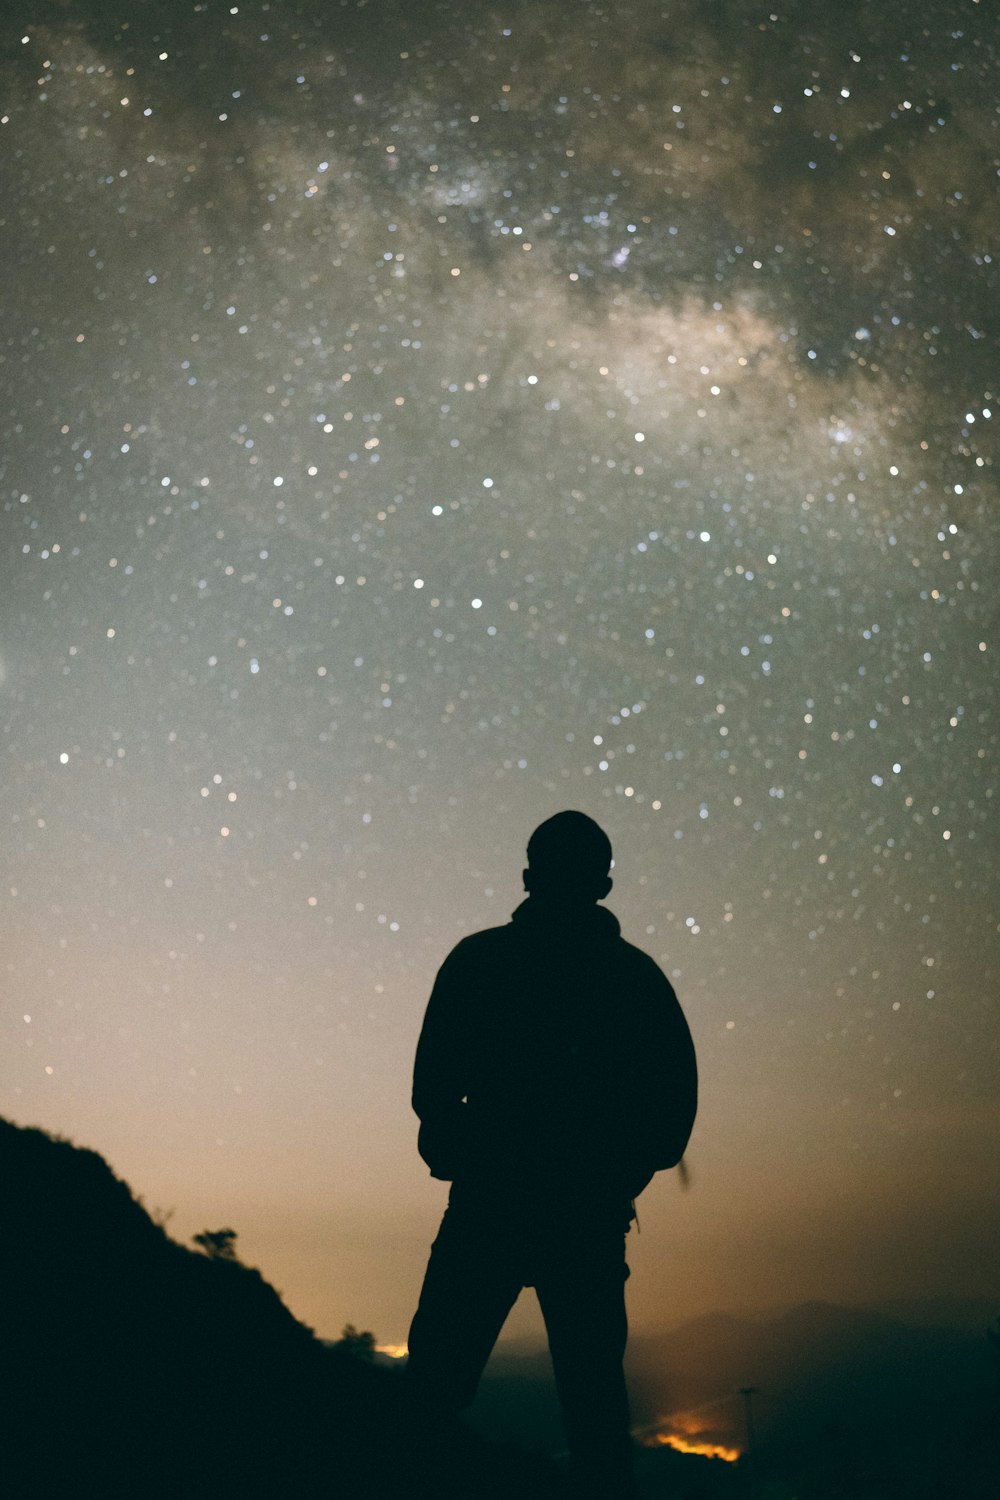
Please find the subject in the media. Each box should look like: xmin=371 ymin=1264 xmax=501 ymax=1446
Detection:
xmin=405 ymin=812 xmax=697 ymax=1499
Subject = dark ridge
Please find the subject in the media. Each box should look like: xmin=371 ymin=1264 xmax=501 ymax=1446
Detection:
xmin=0 ymin=1116 xmax=557 ymax=1499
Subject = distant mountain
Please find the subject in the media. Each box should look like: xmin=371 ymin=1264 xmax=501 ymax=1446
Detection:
xmin=865 ymin=1295 xmax=1000 ymax=1332
xmin=0 ymin=1116 xmax=559 ymax=1499
xmin=472 ymin=1299 xmax=999 ymax=1498
xmin=628 ymin=1299 xmax=998 ymax=1445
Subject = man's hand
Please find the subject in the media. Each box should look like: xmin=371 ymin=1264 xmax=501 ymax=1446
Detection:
xmin=626 ymin=1166 xmax=656 ymax=1200
xmin=417 ymin=1106 xmax=469 ymax=1181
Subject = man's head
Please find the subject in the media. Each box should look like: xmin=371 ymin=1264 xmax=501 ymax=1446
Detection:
xmin=523 ymin=810 xmax=613 ymax=905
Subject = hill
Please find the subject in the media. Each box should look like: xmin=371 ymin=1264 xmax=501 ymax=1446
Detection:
xmin=0 ymin=1116 xmax=558 ymax=1499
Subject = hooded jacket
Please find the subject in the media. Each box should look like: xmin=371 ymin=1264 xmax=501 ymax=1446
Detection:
xmin=412 ymin=898 xmax=697 ymax=1202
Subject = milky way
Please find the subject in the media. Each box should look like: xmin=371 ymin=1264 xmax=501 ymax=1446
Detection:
xmin=2 ymin=1 xmax=997 ymax=1341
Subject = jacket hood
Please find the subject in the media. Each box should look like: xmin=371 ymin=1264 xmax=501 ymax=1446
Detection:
xmin=510 ymin=896 xmax=621 ymax=944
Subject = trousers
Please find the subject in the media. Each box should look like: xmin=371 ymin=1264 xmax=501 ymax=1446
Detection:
xmin=406 ymin=1182 xmax=637 ymax=1498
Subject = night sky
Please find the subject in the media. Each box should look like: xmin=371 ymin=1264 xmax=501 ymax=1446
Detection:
xmin=2 ymin=0 xmax=997 ymax=1347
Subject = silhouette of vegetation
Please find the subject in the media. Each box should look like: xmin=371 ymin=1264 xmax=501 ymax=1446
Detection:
xmin=0 ymin=1115 xmax=564 ymax=1500
xmin=193 ymin=1227 xmax=240 ymax=1261
xmin=338 ymin=1323 xmax=378 ymax=1361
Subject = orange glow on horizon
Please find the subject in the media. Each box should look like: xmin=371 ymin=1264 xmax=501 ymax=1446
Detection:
xmin=637 ymin=1414 xmax=741 ymax=1463
xmin=640 ymin=1430 xmax=741 ymax=1462
xmin=376 ymin=1342 xmax=409 ymax=1360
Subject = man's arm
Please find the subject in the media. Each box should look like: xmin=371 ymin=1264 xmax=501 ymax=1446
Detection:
xmin=653 ymin=976 xmax=698 ymax=1169
xmin=627 ymin=961 xmax=698 ymax=1194
xmin=412 ymin=944 xmax=471 ymax=1180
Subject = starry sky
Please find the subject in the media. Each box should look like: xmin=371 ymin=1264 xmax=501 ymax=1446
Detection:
xmin=2 ymin=0 xmax=997 ymax=1346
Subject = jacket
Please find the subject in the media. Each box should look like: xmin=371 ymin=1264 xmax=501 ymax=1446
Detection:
xmin=412 ymin=897 xmax=697 ymax=1201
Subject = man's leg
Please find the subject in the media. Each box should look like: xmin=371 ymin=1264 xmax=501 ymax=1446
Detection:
xmin=534 ymin=1234 xmax=637 ymax=1500
xmin=406 ymin=1195 xmax=523 ymax=1415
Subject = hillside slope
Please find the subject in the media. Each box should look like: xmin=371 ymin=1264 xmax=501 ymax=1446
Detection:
xmin=0 ymin=1116 xmax=555 ymax=1499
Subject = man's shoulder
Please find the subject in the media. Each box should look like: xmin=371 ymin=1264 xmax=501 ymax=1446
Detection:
xmin=614 ymin=936 xmax=675 ymax=994
xmin=441 ymin=919 xmax=674 ymax=996
xmin=442 ymin=922 xmax=517 ymax=964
